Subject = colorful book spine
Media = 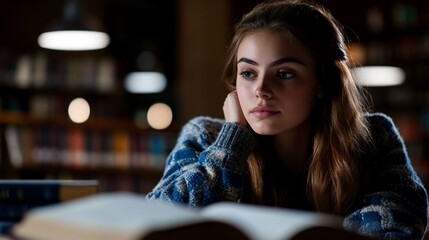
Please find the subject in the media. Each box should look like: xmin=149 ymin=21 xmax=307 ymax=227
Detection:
xmin=3 ymin=124 xmax=177 ymax=169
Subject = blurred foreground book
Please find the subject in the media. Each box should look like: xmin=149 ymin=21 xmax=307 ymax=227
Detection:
xmin=12 ymin=192 xmax=373 ymax=240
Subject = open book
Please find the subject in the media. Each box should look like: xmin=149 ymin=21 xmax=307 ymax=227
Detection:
xmin=12 ymin=192 xmax=373 ymax=240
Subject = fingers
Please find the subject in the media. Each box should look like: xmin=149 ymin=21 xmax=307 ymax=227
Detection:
xmin=223 ymin=91 xmax=247 ymax=127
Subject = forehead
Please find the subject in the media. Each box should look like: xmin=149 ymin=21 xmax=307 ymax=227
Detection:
xmin=237 ymin=30 xmax=314 ymax=65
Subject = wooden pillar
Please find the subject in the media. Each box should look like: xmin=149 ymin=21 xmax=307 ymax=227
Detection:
xmin=176 ymin=0 xmax=231 ymax=123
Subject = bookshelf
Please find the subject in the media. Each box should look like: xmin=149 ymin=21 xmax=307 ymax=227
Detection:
xmin=2 ymin=0 xmax=428 ymax=194
xmin=0 ymin=50 xmax=178 ymax=194
xmin=318 ymin=0 xmax=429 ymax=185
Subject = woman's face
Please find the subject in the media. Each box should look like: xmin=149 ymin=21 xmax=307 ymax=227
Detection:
xmin=236 ymin=30 xmax=320 ymax=135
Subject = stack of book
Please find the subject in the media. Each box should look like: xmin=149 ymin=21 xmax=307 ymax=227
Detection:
xmin=0 ymin=179 xmax=98 ymax=235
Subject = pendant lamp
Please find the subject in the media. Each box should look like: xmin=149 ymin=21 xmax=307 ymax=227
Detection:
xmin=38 ymin=0 xmax=110 ymax=51
xmin=124 ymin=51 xmax=167 ymax=94
xmin=351 ymin=66 xmax=405 ymax=87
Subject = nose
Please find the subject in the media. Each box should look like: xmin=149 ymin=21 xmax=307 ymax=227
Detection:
xmin=255 ymin=88 xmax=272 ymax=99
xmin=255 ymin=76 xmax=272 ymax=99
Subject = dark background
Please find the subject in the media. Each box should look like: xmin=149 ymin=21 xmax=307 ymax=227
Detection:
xmin=1 ymin=0 xmax=429 ymax=190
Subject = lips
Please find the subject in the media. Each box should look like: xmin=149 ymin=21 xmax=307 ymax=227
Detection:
xmin=250 ymin=106 xmax=280 ymax=118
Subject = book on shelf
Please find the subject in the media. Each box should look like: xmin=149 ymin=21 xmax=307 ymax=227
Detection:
xmin=0 ymin=179 xmax=98 ymax=235
xmin=0 ymin=179 xmax=98 ymax=202
xmin=4 ymin=125 xmax=23 ymax=167
xmin=10 ymin=53 xmax=116 ymax=93
xmin=12 ymin=192 xmax=373 ymax=240
xmin=3 ymin=124 xmax=176 ymax=169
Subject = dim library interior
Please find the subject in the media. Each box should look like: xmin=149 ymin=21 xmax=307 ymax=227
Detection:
xmin=1 ymin=0 xmax=429 ymax=238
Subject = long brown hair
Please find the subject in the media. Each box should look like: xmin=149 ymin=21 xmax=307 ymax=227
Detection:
xmin=223 ymin=0 xmax=372 ymax=214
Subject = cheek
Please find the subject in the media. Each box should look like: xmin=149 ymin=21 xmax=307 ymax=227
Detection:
xmin=279 ymin=85 xmax=317 ymax=111
xmin=236 ymin=84 xmax=253 ymax=108
xmin=290 ymin=89 xmax=318 ymax=115
xmin=236 ymin=88 xmax=247 ymax=107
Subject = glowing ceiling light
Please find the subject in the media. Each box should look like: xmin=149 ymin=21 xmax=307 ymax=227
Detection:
xmin=351 ymin=66 xmax=405 ymax=87
xmin=38 ymin=0 xmax=110 ymax=51
xmin=38 ymin=31 xmax=110 ymax=51
xmin=124 ymin=72 xmax=167 ymax=93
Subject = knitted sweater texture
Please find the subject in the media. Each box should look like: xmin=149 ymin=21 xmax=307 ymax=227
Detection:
xmin=147 ymin=112 xmax=428 ymax=239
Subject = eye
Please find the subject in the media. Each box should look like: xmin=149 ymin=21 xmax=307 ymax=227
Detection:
xmin=239 ymin=70 xmax=257 ymax=80
xmin=277 ymin=70 xmax=295 ymax=80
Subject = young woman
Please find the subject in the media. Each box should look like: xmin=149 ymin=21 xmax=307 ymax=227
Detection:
xmin=147 ymin=0 xmax=428 ymax=239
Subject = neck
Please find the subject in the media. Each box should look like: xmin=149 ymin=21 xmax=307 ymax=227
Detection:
xmin=272 ymin=120 xmax=313 ymax=175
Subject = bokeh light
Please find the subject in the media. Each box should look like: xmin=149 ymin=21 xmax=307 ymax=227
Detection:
xmin=38 ymin=31 xmax=110 ymax=51
xmin=351 ymin=66 xmax=405 ymax=87
xmin=147 ymin=103 xmax=173 ymax=130
xmin=68 ymin=98 xmax=90 ymax=123
xmin=124 ymin=72 xmax=167 ymax=93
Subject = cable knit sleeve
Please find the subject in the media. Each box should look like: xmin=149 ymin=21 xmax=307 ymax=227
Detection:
xmin=343 ymin=113 xmax=428 ymax=240
xmin=146 ymin=116 xmax=255 ymax=207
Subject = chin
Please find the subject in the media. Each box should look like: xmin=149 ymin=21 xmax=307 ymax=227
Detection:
xmin=249 ymin=124 xmax=278 ymax=136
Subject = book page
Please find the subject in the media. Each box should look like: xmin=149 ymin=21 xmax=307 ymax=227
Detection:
xmin=13 ymin=193 xmax=207 ymax=240
xmin=201 ymin=202 xmax=343 ymax=240
xmin=14 ymin=193 xmax=353 ymax=240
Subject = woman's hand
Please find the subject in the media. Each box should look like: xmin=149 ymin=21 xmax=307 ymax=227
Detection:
xmin=223 ymin=90 xmax=248 ymax=127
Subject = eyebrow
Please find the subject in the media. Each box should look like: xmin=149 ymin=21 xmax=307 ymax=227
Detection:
xmin=237 ymin=57 xmax=306 ymax=67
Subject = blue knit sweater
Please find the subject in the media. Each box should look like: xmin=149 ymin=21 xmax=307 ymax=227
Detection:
xmin=147 ymin=112 xmax=428 ymax=239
